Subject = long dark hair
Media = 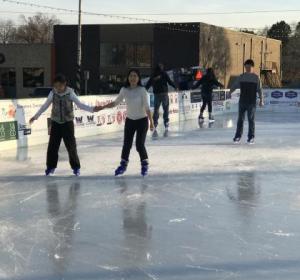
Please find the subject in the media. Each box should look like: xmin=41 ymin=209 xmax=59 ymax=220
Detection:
xmin=205 ymin=68 xmax=217 ymax=81
xmin=124 ymin=68 xmax=143 ymax=88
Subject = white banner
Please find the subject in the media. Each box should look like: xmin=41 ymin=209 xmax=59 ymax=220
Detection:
xmin=263 ymin=89 xmax=300 ymax=112
xmin=0 ymin=90 xmax=239 ymax=151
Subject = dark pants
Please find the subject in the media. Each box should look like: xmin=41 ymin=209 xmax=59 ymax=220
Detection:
xmin=121 ymin=117 xmax=149 ymax=162
xmin=201 ymin=93 xmax=212 ymax=114
xmin=153 ymin=93 xmax=169 ymax=127
xmin=235 ymin=103 xmax=256 ymax=139
xmin=47 ymin=120 xmax=80 ymax=169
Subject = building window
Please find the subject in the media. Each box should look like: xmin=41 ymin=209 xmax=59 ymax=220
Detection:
xmin=99 ymin=74 xmax=126 ymax=94
xmin=100 ymin=43 xmax=152 ymax=67
xmin=136 ymin=44 xmax=152 ymax=67
xmin=23 ymin=68 xmax=44 ymax=87
xmin=0 ymin=68 xmax=16 ymax=87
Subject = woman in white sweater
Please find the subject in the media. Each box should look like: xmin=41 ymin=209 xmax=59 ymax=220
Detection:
xmin=96 ymin=69 xmax=154 ymax=176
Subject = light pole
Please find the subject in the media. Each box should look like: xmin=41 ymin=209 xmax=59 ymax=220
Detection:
xmin=75 ymin=0 xmax=82 ymax=94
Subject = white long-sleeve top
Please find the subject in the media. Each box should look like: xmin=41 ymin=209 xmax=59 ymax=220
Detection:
xmin=33 ymin=87 xmax=94 ymax=120
xmin=114 ymin=86 xmax=150 ymax=120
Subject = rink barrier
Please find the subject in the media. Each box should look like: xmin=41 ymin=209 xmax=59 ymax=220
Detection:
xmin=0 ymin=89 xmax=240 ymax=151
xmin=262 ymin=89 xmax=300 ymax=112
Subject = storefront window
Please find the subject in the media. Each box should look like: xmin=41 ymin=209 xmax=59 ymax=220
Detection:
xmin=100 ymin=43 xmax=152 ymax=67
xmin=0 ymin=68 xmax=16 ymax=98
xmin=23 ymin=68 xmax=44 ymax=87
xmin=136 ymin=44 xmax=152 ymax=67
xmin=0 ymin=68 xmax=16 ymax=87
xmin=99 ymin=74 xmax=127 ymax=94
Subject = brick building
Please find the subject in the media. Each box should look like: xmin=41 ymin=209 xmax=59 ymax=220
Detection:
xmin=54 ymin=22 xmax=281 ymax=94
xmin=0 ymin=44 xmax=54 ymax=98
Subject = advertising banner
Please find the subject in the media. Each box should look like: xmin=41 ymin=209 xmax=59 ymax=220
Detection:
xmin=0 ymin=89 xmax=237 ymax=151
xmin=263 ymin=89 xmax=300 ymax=111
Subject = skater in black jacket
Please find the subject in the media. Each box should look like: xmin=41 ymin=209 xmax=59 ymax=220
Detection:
xmin=192 ymin=68 xmax=223 ymax=122
xmin=145 ymin=63 xmax=177 ymax=137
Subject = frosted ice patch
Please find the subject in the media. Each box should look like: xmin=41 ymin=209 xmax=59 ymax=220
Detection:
xmin=54 ymin=254 xmax=63 ymax=259
xmin=169 ymin=218 xmax=186 ymax=223
xmin=126 ymin=193 xmax=143 ymax=200
xmin=147 ymin=252 xmax=152 ymax=261
xmin=97 ymin=265 xmax=119 ymax=271
xmin=0 ymin=270 xmax=8 ymax=278
xmin=268 ymin=230 xmax=295 ymax=237
xmin=194 ymin=192 xmax=203 ymax=201
xmin=73 ymin=222 xmax=80 ymax=231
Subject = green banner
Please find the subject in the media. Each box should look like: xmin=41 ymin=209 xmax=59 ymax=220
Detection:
xmin=0 ymin=121 xmax=19 ymax=142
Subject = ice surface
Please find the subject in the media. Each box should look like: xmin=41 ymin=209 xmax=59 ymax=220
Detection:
xmin=0 ymin=112 xmax=300 ymax=279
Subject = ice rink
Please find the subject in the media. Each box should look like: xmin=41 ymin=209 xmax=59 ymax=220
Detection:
xmin=1 ymin=111 xmax=300 ymax=280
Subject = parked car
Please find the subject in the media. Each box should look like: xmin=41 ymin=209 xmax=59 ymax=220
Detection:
xmin=29 ymin=87 xmax=52 ymax=98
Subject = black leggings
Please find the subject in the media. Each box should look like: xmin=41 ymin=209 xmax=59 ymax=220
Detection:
xmin=47 ymin=120 xmax=80 ymax=169
xmin=121 ymin=117 xmax=149 ymax=162
xmin=201 ymin=93 xmax=212 ymax=113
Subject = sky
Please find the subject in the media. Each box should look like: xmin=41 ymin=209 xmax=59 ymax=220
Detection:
xmin=1 ymin=0 xmax=300 ymax=30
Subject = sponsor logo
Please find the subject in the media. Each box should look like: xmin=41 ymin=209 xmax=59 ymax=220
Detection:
xmin=86 ymin=115 xmax=96 ymax=125
xmin=18 ymin=123 xmax=32 ymax=135
xmin=0 ymin=121 xmax=18 ymax=141
xmin=213 ymin=101 xmax=224 ymax=106
xmin=117 ymin=111 xmax=123 ymax=125
xmin=97 ymin=115 xmax=106 ymax=126
xmin=8 ymin=105 xmax=16 ymax=118
xmin=0 ymin=105 xmax=16 ymax=121
xmin=123 ymin=111 xmax=127 ymax=121
xmin=285 ymin=91 xmax=298 ymax=99
xmin=107 ymin=115 xmax=113 ymax=125
xmin=214 ymin=106 xmax=224 ymax=112
xmin=75 ymin=116 xmax=84 ymax=126
xmin=270 ymin=101 xmax=298 ymax=106
xmin=271 ymin=91 xmax=283 ymax=99
xmin=87 ymin=115 xmax=94 ymax=122
xmin=190 ymin=92 xmax=202 ymax=103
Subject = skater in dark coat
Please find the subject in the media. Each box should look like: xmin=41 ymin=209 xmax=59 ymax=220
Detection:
xmin=30 ymin=74 xmax=97 ymax=176
xmin=145 ymin=63 xmax=177 ymax=137
xmin=192 ymin=68 xmax=223 ymax=122
xmin=231 ymin=59 xmax=264 ymax=144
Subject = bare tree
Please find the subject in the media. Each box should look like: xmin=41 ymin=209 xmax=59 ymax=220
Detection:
xmin=240 ymin=29 xmax=256 ymax=35
xmin=282 ymin=28 xmax=300 ymax=85
xmin=257 ymin=26 xmax=269 ymax=37
xmin=15 ymin=13 xmax=60 ymax=43
xmin=199 ymin=23 xmax=231 ymax=84
xmin=0 ymin=20 xmax=17 ymax=44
